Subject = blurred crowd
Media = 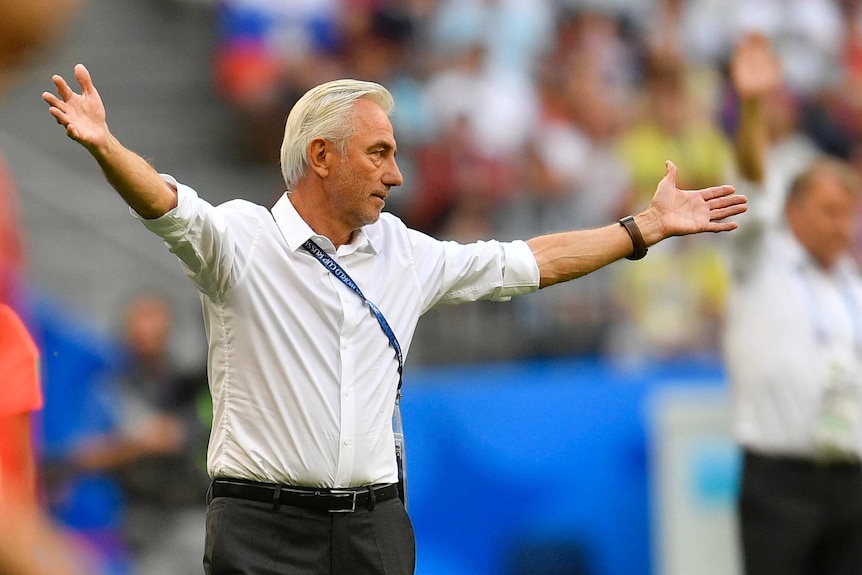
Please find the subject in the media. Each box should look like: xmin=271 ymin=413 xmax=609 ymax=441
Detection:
xmin=210 ymin=0 xmax=862 ymax=364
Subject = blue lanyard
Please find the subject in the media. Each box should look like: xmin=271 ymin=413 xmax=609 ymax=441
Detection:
xmin=302 ymin=239 xmax=404 ymax=400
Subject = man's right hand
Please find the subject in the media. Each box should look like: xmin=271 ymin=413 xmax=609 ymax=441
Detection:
xmin=41 ymin=63 xmax=178 ymax=218
xmin=42 ymin=63 xmax=110 ymax=154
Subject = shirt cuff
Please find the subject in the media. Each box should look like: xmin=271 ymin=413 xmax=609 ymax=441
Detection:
xmin=498 ymin=240 xmax=541 ymax=300
xmin=130 ymin=174 xmax=197 ymax=237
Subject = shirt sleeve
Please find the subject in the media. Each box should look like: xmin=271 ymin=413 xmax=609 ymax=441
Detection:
xmin=406 ymin=226 xmax=540 ymax=313
xmin=0 ymin=305 xmax=41 ymax=416
xmin=132 ymin=175 xmax=242 ymax=299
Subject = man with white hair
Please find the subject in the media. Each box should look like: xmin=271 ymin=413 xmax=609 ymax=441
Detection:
xmin=43 ymin=64 xmax=746 ymax=574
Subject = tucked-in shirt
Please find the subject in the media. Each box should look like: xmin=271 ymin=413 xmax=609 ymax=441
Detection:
xmin=138 ymin=177 xmax=540 ymax=487
xmin=724 ymin=184 xmax=862 ymax=458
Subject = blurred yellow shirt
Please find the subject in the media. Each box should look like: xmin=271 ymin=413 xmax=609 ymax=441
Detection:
xmin=617 ymin=121 xmax=733 ymax=206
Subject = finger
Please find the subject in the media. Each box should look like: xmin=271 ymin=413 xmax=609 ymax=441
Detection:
xmin=709 ymin=202 xmax=748 ymax=219
xmin=707 ymin=193 xmax=748 ymax=209
xmin=42 ymin=91 xmax=64 ymax=108
xmin=699 ymin=184 xmax=737 ymax=200
xmin=73 ymin=63 xmax=95 ymax=96
xmin=705 ymin=221 xmax=740 ymax=232
xmin=708 ymin=203 xmax=749 ymax=222
xmin=662 ymin=160 xmax=678 ymax=187
xmin=51 ymin=74 xmax=76 ymax=101
xmin=48 ymin=106 xmax=70 ymax=126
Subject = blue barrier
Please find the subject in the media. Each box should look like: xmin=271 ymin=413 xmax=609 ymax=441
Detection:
xmin=401 ymin=357 xmax=727 ymax=575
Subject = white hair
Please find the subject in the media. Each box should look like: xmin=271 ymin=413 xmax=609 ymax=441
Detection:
xmin=279 ymin=79 xmax=395 ymax=190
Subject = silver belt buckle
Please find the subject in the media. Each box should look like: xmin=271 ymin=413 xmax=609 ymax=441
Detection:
xmin=327 ymin=489 xmax=358 ymax=513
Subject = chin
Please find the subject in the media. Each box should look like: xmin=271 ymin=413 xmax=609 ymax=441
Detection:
xmin=360 ymin=212 xmax=382 ymax=227
xmin=368 ymin=205 xmax=385 ymax=221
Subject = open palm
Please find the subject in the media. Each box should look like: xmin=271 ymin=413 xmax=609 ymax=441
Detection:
xmin=42 ymin=64 xmax=109 ymax=152
xmin=649 ymin=161 xmax=745 ymax=236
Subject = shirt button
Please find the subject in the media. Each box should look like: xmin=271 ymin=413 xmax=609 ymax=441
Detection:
xmin=343 ymin=388 xmax=351 ymax=397
xmin=344 ymin=437 xmax=353 ymax=446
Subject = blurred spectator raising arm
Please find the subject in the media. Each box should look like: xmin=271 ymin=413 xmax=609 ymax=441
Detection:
xmin=727 ymin=32 xmax=862 ymax=575
xmin=732 ymin=33 xmax=777 ymax=184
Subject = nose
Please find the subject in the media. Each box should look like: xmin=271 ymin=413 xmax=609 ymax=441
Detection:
xmin=384 ymin=157 xmax=403 ymax=187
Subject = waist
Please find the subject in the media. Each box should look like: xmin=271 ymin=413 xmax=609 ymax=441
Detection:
xmin=210 ymin=478 xmax=400 ymax=513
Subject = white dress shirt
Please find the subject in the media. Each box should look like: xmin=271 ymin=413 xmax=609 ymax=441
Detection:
xmin=137 ymin=176 xmax=540 ymax=487
xmin=724 ymin=184 xmax=862 ymax=458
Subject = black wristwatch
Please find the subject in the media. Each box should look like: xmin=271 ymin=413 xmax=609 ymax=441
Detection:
xmin=619 ymin=215 xmax=648 ymax=260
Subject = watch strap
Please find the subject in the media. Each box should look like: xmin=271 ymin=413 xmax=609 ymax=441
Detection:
xmin=619 ymin=215 xmax=648 ymax=260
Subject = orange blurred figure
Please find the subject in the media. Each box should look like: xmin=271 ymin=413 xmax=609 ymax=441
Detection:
xmin=0 ymin=2 xmax=94 ymax=574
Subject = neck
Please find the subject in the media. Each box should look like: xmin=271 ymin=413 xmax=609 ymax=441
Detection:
xmin=814 ymin=253 xmax=840 ymax=272
xmin=288 ymin=192 xmax=353 ymax=248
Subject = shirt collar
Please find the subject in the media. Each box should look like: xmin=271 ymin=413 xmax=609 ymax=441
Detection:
xmin=270 ymin=192 xmax=379 ymax=255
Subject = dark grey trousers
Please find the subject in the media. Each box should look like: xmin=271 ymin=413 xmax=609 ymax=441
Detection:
xmin=739 ymin=451 xmax=862 ymax=575
xmin=204 ymin=494 xmax=415 ymax=575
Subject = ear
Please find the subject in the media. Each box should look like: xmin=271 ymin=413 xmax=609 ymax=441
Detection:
xmin=307 ymin=137 xmax=331 ymax=178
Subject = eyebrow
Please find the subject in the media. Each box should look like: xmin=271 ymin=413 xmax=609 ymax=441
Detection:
xmin=367 ymin=140 xmax=396 ymax=155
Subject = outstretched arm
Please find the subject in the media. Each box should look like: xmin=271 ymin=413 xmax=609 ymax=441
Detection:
xmin=42 ymin=64 xmax=177 ymax=219
xmin=730 ymin=33 xmax=781 ymax=184
xmin=527 ymin=161 xmax=746 ymax=288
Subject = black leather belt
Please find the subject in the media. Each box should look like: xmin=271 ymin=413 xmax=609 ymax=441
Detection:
xmin=744 ymin=450 xmax=862 ymax=472
xmin=210 ymin=479 xmax=400 ymax=513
